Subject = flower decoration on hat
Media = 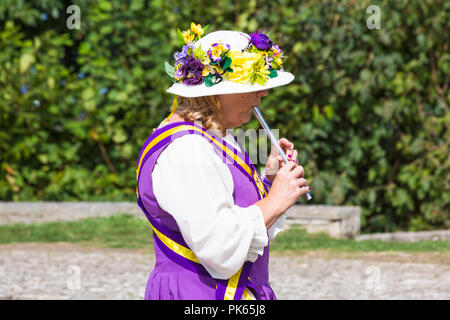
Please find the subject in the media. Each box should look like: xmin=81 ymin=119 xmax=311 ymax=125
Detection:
xmin=165 ymin=22 xmax=286 ymax=87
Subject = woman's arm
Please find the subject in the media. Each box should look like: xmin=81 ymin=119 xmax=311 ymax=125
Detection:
xmin=255 ymin=161 xmax=310 ymax=229
xmin=257 ymin=138 xmax=309 ymax=230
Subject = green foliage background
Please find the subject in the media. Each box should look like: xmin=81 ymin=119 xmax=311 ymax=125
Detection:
xmin=0 ymin=0 xmax=448 ymax=232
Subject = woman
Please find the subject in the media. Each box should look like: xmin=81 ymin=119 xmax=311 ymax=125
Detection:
xmin=136 ymin=24 xmax=310 ymax=300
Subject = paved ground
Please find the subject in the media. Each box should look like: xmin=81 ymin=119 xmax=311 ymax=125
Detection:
xmin=0 ymin=243 xmax=448 ymax=300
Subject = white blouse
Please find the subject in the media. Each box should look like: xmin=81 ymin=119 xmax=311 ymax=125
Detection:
xmin=151 ymin=120 xmax=286 ymax=280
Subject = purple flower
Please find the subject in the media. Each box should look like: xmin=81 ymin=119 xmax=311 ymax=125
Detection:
xmin=179 ymin=56 xmax=205 ymax=86
xmin=250 ymin=33 xmax=273 ymax=51
xmin=265 ymin=56 xmax=273 ymax=69
xmin=173 ymin=44 xmax=192 ymax=63
xmin=271 ymin=44 xmax=282 ymax=56
xmin=174 ymin=65 xmax=183 ymax=80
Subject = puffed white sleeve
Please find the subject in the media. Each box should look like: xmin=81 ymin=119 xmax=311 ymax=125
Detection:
xmin=152 ymin=134 xmax=269 ymax=280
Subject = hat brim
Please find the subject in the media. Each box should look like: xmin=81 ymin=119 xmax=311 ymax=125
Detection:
xmin=166 ymin=71 xmax=295 ymax=97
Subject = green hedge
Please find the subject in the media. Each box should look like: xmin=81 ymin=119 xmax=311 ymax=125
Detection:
xmin=0 ymin=0 xmax=448 ymax=232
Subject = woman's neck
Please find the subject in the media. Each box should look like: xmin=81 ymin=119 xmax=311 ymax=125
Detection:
xmin=167 ymin=112 xmax=185 ymax=123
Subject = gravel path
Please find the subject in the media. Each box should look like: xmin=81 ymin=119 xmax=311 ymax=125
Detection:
xmin=1 ymin=243 xmax=449 ymax=300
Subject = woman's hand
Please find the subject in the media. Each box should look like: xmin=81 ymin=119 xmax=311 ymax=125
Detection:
xmin=269 ymin=161 xmax=309 ymax=212
xmin=264 ymin=138 xmax=298 ymax=182
xmin=255 ymin=161 xmax=310 ymax=229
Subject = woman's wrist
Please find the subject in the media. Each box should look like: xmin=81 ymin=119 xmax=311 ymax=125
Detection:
xmin=254 ymin=194 xmax=283 ymax=229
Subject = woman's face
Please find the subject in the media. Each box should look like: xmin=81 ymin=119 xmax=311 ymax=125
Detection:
xmin=218 ymin=90 xmax=268 ymax=129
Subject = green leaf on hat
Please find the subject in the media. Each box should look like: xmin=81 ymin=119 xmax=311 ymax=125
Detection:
xmin=164 ymin=61 xmax=177 ymax=83
xmin=205 ymin=74 xmax=222 ymax=87
xmin=221 ymin=56 xmax=232 ymax=71
xmin=164 ymin=61 xmax=175 ymax=78
xmin=269 ymin=69 xmax=278 ymax=78
xmin=176 ymin=28 xmax=185 ymax=47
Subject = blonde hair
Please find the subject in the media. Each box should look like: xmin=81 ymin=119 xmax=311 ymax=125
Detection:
xmin=175 ymin=95 xmax=224 ymax=134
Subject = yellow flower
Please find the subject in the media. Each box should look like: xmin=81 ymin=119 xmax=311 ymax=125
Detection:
xmin=274 ymin=56 xmax=283 ymax=66
xmin=190 ymin=22 xmax=204 ymax=38
xmin=212 ymin=65 xmax=222 ymax=74
xmin=202 ymin=66 xmax=211 ymax=77
xmin=208 ymin=42 xmax=230 ymax=62
xmin=255 ymin=58 xmax=270 ymax=77
xmin=270 ymin=46 xmax=282 ymax=57
xmin=251 ymin=57 xmax=271 ymax=84
xmin=182 ymin=29 xmax=195 ymax=44
xmin=223 ymin=51 xmax=260 ymax=84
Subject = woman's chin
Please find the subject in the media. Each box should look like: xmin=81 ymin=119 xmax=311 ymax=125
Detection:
xmin=234 ymin=109 xmax=253 ymax=127
xmin=242 ymin=112 xmax=252 ymax=124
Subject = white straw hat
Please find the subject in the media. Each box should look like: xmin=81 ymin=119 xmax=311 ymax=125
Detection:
xmin=165 ymin=27 xmax=294 ymax=98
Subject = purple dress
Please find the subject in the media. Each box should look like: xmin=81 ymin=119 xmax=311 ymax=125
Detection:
xmin=136 ymin=121 xmax=276 ymax=300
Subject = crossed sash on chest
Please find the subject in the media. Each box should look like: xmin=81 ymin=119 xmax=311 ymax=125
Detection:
xmin=136 ymin=121 xmax=270 ymax=300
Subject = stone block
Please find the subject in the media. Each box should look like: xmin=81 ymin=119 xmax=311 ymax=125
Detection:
xmin=285 ymin=205 xmax=361 ymax=239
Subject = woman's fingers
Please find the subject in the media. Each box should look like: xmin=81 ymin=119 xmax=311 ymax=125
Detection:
xmin=279 ymin=139 xmax=301 ymax=164
xmin=298 ymin=185 xmax=311 ymax=196
xmin=291 ymin=149 xmax=298 ymax=163
xmin=271 ymin=138 xmax=290 ymax=154
xmin=280 ymin=159 xmax=297 ymax=171
xmin=279 ymin=138 xmax=292 ymax=148
xmin=297 ymin=178 xmax=308 ymax=187
xmin=281 ymin=160 xmax=304 ymax=176
xmin=279 ymin=138 xmax=293 ymax=155
xmin=291 ymin=164 xmax=305 ymax=178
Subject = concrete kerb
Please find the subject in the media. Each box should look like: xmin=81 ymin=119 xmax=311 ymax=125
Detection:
xmin=0 ymin=201 xmax=361 ymax=239
xmin=2 ymin=202 xmax=448 ymax=242
xmin=356 ymin=229 xmax=450 ymax=242
xmin=0 ymin=201 xmax=143 ymax=225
